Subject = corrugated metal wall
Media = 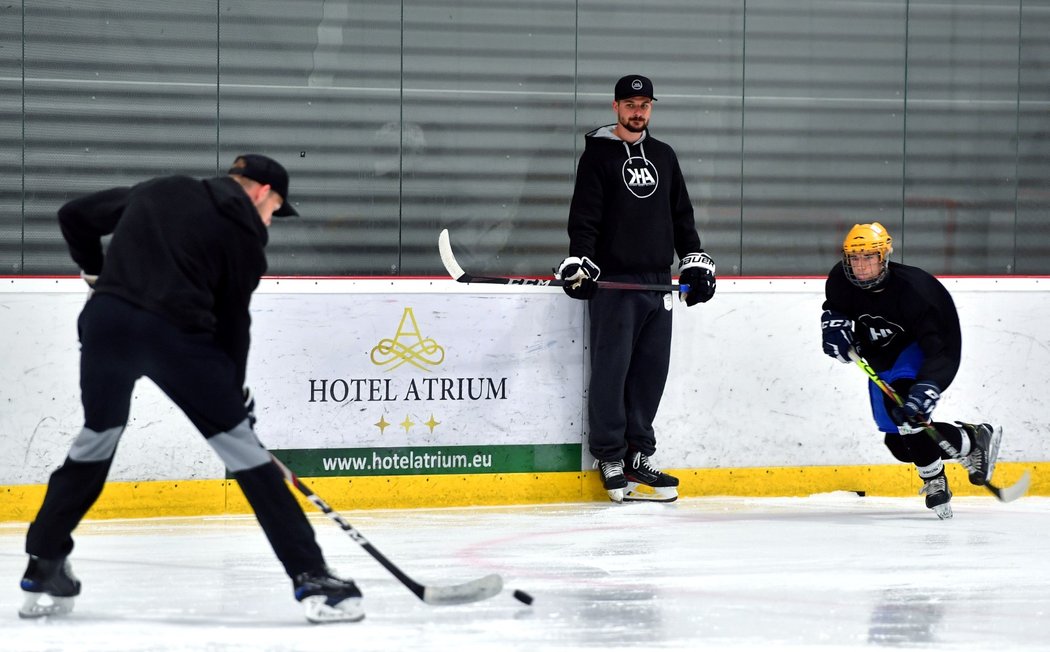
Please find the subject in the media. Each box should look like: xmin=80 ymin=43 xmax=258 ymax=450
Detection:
xmin=2 ymin=0 xmax=1048 ymax=277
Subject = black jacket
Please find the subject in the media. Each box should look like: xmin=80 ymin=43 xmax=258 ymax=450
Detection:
xmin=58 ymin=175 xmax=268 ymax=387
xmin=823 ymin=261 xmax=962 ymax=389
xmin=567 ymin=125 xmax=702 ymax=275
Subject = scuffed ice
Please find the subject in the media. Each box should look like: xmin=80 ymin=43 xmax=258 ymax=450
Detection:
xmin=2 ymin=494 xmax=1048 ymax=651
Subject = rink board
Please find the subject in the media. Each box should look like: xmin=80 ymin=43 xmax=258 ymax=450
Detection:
xmin=3 ymin=277 xmax=1049 ymax=522
xmin=2 ymin=462 xmax=1040 ymax=522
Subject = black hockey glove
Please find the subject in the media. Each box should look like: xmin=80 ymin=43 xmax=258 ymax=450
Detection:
xmin=557 ymin=256 xmax=600 ymax=300
xmin=820 ymin=309 xmax=854 ymax=363
xmin=892 ymin=381 xmax=941 ymax=426
xmin=243 ymin=386 xmax=257 ymax=429
xmin=678 ymin=252 xmax=715 ymax=306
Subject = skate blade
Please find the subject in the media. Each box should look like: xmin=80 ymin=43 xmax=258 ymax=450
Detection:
xmin=606 ymin=488 xmax=625 ymax=503
xmin=623 ymin=482 xmax=678 ymax=503
xmin=301 ymin=595 xmax=365 ymax=624
xmin=985 ymin=425 xmax=1003 ymax=483
xmin=932 ymin=503 xmax=953 ymax=520
xmin=18 ymin=592 xmax=74 ymax=619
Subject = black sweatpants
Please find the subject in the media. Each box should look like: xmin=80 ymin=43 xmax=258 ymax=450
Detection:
xmin=586 ymin=273 xmax=673 ymax=461
xmin=25 ymin=294 xmax=325 ymax=578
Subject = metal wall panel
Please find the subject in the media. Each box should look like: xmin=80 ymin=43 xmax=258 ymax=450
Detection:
xmin=902 ymin=0 xmax=1022 ymax=274
xmin=21 ymin=1 xmax=218 ymax=273
xmin=3 ymin=0 xmax=1049 ymax=277
xmin=218 ymin=0 xmax=402 ymax=275
xmin=1016 ymin=2 xmax=1050 ymax=275
xmin=0 ymin=4 xmax=23 ymax=274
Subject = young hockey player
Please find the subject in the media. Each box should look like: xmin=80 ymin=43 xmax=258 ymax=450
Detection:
xmin=821 ymin=221 xmax=1001 ymax=519
xmin=557 ymin=75 xmax=715 ymax=502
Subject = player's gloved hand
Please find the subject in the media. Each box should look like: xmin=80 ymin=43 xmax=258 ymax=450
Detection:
xmin=243 ymin=386 xmax=257 ymax=429
xmin=820 ymin=309 xmax=854 ymax=363
xmin=892 ymin=381 xmax=941 ymax=426
xmin=557 ymin=256 xmax=600 ymax=300
xmin=679 ymin=252 xmax=715 ymax=306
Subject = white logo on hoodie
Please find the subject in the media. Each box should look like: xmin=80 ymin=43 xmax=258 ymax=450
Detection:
xmin=622 ymin=156 xmax=658 ymax=198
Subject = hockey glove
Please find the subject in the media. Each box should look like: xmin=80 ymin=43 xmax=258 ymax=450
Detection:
xmin=679 ymin=252 xmax=716 ymax=306
xmin=243 ymin=386 xmax=257 ymax=429
xmin=557 ymin=256 xmax=600 ymax=300
xmin=820 ymin=309 xmax=854 ymax=363
xmin=892 ymin=381 xmax=941 ymax=426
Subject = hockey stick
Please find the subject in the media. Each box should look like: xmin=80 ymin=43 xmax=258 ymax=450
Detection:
xmin=438 ymin=229 xmax=686 ymax=293
xmin=847 ymin=350 xmax=1030 ymax=502
xmin=271 ymin=454 xmax=503 ymax=605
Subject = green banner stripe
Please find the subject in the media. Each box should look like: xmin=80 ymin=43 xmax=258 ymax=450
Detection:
xmin=267 ymin=444 xmax=581 ymax=477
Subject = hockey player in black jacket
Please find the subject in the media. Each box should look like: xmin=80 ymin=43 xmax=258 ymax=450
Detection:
xmin=19 ymin=155 xmax=363 ymax=623
xmin=822 ymin=222 xmax=1001 ymax=519
xmin=557 ymin=75 xmax=715 ymax=503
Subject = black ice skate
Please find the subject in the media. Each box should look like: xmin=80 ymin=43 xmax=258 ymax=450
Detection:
xmin=623 ymin=451 xmax=679 ymax=503
xmin=19 ymin=555 xmax=81 ymax=618
xmin=918 ymin=469 xmax=953 ymax=520
xmin=293 ymin=568 xmax=364 ymax=624
xmin=595 ymin=459 xmax=628 ymax=503
xmin=957 ymin=422 xmax=1002 ymax=486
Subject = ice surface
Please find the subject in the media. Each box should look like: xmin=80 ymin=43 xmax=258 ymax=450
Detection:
xmin=2 ymin=494 xmax=1048 ymax=651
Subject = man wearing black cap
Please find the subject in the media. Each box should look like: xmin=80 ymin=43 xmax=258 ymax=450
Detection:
xmin=19 ymin=156 xmax=364 ymax=623
xmin=557 ymin=75 xmax=716 ymax=503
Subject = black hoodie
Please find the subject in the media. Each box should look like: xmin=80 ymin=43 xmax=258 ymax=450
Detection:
xmin=58 ymin=175 xmax=268 ymax=386
xmin=567 ymin=125 xmax=702 ymax=275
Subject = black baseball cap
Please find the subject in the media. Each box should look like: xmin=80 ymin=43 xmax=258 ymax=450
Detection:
xmin=614 ymin=75 xmax=657 ymax=101
xmin=227 ymin=154 xmax=298 ymax=217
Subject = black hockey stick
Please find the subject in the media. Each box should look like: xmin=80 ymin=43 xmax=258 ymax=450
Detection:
xmin=848 ymin=350 xmax=1030 ymax=502
xmin=438 ymin=229 xmax=686 ymax=293
xmin=271 ymin=454 xmax=503 ymax=605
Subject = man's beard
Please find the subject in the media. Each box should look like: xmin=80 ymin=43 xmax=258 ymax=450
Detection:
xmin=619 ymin=116 xmax=648 ymax=133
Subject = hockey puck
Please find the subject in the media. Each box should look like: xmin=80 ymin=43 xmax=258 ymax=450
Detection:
xmin=512 ymin=589 xmax=534 ymax=605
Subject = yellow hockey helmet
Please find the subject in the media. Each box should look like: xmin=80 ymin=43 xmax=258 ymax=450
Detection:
xmin=842 ymin=222 xmax=893 ymax=289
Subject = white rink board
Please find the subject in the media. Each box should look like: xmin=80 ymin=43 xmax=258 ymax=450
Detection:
xmin=658 ymin=277 xmax=1050 ymax=468
xmin=2 ymin=277 xmax=1049 ymax=485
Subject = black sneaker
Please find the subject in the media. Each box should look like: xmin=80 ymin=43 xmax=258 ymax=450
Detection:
xmin=918 ymin=469 xmax=953 ymax=520
xmin=19 ymin=556 xmax=81 ymax=618
xmin=624 ymin=450 xmax=680 ymax=488
xmin=293 ymin=568 xmax=364 ymax=624
xmin=957 ymin=422 xmax=1002 ymax=486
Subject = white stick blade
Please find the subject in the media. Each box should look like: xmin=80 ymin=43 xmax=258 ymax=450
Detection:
xmin=422 ymin=573 xmax=503 ymax=606
xmin=996 ymin=470 xmax=1032 ymax=503
xmin=438 ymin=229 xmax=467 ymax=282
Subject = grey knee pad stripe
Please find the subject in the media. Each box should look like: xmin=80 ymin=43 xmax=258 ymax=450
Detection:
xmin=69 ymin=426 xmax=124 ymax=462
xmin=208 ymin=419 xmax=271 ymax=471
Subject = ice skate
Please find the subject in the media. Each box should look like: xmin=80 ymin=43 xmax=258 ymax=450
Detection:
xmin=623 ymin=451 xmax=679 ymax=503
xmin=293 ymin=568 xmax=364 ymax=624
xmin=18 ymin=555 xmax=81 ymax=619
xmin=957 ymin=422 xmax=1002 ymax=486
xmin=595 ymin=459 xmax=628 ymax=503
xmin=919 ymin=469 xmax=953 ymax=520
